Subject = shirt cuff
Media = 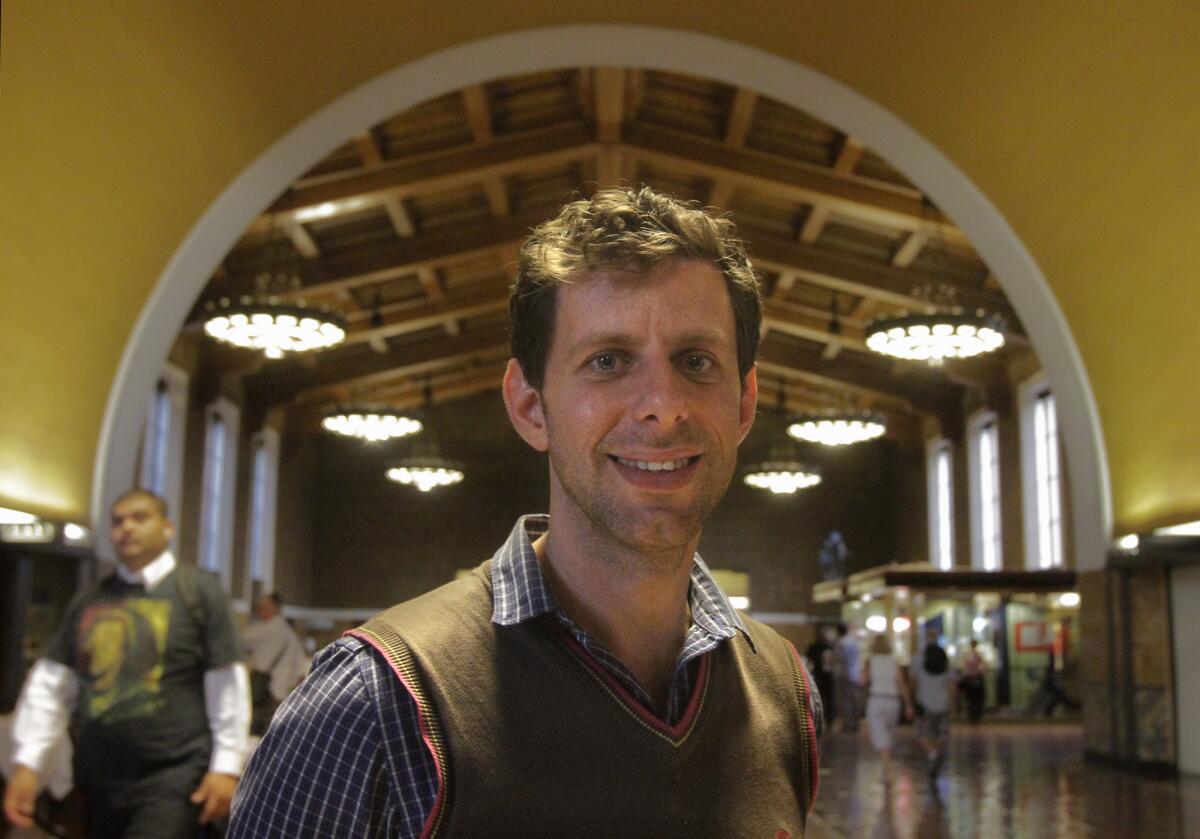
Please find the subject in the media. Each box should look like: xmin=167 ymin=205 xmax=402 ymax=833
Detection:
xmin=208 ymin=747 xmax=245 ymax=776
xmin=204 ymin=663 xmax=250 ymax=776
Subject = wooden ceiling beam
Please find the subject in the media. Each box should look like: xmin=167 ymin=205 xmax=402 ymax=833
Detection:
xmin=368 ymin=335 xmax=390 ymax=355
xmin=798 ymin=134 xmax=860 ymax=244
xmin=724 ymin=89 xmax=758 ymax=147
xmin=248 ymin=323 xmax=512 ymax=407
xmin=754 ymin=359 xmax=918 ymax=416
xmin=594 ymin=67 xmax=625 ymax=144
xmin=354 ymin=130 xmax=417 ymax=239
xmin=284 ymin=220 xmax=320 ymax=259
xmin=257 ymin=124 xmax=596 ymax=225
xmin=340 ymin=286 xmax=509 ymax=348
xmin=356 ymin=362 xmax=507 ymax=406
xmin=832 ymin=135 xmax=864 ymax=175
xmin=462 ymin=84 xmax=511 ymax=219
xmin=621 ymin=123 xmax=969 ymax=245
xmin=757 ymin=338 xmax=961 ymax=420
xmin=236 ymin=211 xmax=545 ymax=303
xmin=749 ymin=232 xmax=1019 ymax=328
xmin=891 ymin=230 xmax=928 ymax=268
xmin=462 ymin=85 xmax=494 ymax=143
xmin=798 ymin=204 xmax=831 ymax=244
xmin=595 ymin=67 xmax=626 ymax=188
xmin=708 ymin=179 xmax=735 ymax=210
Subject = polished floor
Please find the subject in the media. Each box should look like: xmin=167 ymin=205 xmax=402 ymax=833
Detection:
xmin=807 ymin=721 xmax=1200 ymax=839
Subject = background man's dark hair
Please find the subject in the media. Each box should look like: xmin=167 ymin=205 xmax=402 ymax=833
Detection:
xmin=509 ymin=186 xmax=763 ymax=391
xmin=112 ymin=488 xmax=169 ymax=518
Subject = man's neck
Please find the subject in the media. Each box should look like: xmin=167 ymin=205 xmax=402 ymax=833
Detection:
xmin=534 ymin=521 xmax=696 ymax=711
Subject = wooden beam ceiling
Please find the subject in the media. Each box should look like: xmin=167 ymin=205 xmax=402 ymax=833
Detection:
xmin=193 ymin=66 xmax=1033 ymax=431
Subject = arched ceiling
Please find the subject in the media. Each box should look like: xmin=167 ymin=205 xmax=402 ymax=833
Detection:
xmin=187 ymin=67 xmax=1033 ymax=438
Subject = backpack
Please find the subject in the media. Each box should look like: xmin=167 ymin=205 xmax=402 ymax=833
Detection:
xmin=923 ymin=643 xmax=948 ymax=675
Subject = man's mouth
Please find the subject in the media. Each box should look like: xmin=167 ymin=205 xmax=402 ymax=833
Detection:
xmin=612 ymin=455 xmax=698 ymax=472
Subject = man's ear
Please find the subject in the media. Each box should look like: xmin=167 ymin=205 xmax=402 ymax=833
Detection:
xmin=738 ymin=365 xmax=759 ymax=444
xmin=503 ymin=359 xmax=549 ymax=452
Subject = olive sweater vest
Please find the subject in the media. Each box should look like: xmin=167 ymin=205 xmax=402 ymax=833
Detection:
xmin=350 ymin=561 xmax=818 ymax=838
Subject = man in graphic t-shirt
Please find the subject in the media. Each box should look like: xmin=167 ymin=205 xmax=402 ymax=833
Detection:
xmin=3 ymin=489 xmax=250 ymax=838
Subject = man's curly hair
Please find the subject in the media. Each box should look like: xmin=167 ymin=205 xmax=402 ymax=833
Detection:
xmin=509 ymin=186 xmax=763 ymax=390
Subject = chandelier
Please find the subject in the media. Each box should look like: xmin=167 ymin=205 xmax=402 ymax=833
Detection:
xmin=204 ymin=297 xmax=345 ymax=359
xmin=384 ymin=379 xmax=464 ymax=492
xmin=202 ymin=227 xmax=346 ymax=359
xmin=865 ymin=308 xmax=1004 ymax=365
xmin=387 ymin=459 xmax=465 ymax=492
xmin=866 ymin=196 xmax=1006 ymax=366
xmin=743 ymin=461 xmax=822 ymax=495
xmin=788 ymin=410 xmax=886 ymax=447
xmin=322 ymin=406 xmax=422 ymax=443
xmin=743 ymin=384 xmax=821 ymax=494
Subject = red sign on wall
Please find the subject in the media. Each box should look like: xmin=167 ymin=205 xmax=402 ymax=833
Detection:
xmin=1014 ymin=621 xmax=1053 ymax=652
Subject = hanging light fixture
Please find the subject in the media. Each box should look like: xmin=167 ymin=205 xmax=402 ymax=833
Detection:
xmin=743 ymin=461 xmax=822 ymax=495
xmin=742 ymin=382 xmax=822 ymax=494
xmin=865 ymin=197 xmax=1005 ymax=365
xmin=204 ymin=298 xmax=346 ymax=359
xmin=322 ymin=406 xmax=422 ymax=442
xmin=384 ymin=378 xmax=465 ymax=492
xmin=788 ymin=409 xmax=886 ymax=447
xmin=386 ymin=460 xmax=465 ymax=492
xmin=865 ymin=306 xmax=1004 ymax=365
xmin=202 ymin=223 xmax=345 ymax=359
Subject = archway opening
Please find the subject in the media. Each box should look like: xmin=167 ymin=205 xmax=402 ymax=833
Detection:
xmin=94 ymin=25 xmax=1109 ymax=589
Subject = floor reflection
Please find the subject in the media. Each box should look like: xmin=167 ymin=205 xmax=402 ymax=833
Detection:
xmin=810 ymin=722 xmax=1200 ymax=838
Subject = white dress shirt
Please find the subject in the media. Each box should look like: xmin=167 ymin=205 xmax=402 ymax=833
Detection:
xmin=11 ymin=551 xmax=250 ymax=780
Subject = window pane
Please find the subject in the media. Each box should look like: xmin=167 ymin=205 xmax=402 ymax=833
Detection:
xmin=1034 ymin=393 xmax=1062 ymax=569
xmin=248 ymin=442 xmax=269 ymax=581
xmin=200 ymin=415 xmax=225 ymax=573
xmin=141 ymin=381 xmax=171 ymax=494
xmin=979 ymin=424 xmax=1000 ymax=571
xmin=937 ymin=447 xmax=953 ymax=570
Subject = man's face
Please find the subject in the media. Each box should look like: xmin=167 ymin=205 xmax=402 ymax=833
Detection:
xmin=256 ymin=596 xmax=278 ymax=620
xmin=507 ymin=260 xmax=757 ymax=558
xmin=110 ymin=495 xmax=173 ymax=570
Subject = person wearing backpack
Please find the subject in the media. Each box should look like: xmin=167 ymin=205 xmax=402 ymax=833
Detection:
xmin=4 ymin=488 xmax=250 ymax=837
xmin=911 ymin=625 xmax=956 ymax=779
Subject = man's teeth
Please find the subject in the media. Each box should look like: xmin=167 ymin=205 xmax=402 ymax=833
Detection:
xmin=616 ymin=456 xmax=691 ymax=472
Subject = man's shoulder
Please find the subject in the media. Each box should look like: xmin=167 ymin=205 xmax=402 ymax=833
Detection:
xmin=358 ymin=561 xmax=493 ymax=637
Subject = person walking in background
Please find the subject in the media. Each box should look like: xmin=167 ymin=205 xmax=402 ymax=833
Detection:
xmin=832 ymin=623 xmax=862 ymax=732
xmin=960 ymin=639 xmax=986 ymax=724
xmin=3 ymin=489 xmax=249 ymax=837
xmin=805 ymin=625 xmax=836 ymax=727
xmin=241 ymin=593 xmax=308 ymax=737
xmin=912 ymin=626 xmax=956 ymax=778
xmin=862 ymin=633 xmax=913 ymax=783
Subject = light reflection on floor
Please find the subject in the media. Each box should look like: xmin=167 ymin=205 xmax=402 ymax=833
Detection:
xmin=809 ymin=722 xmax=1200 ymax=838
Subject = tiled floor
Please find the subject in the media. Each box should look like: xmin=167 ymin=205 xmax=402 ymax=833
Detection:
xmin=808 ymin=722 xmax=1200 ymax=838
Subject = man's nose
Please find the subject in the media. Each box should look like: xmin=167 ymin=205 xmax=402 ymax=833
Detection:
xmin=631 ymin=362 xmax=689 ymax=427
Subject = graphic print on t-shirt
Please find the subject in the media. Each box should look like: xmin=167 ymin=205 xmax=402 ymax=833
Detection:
xmin=76 ymin=598 xmax=171 ymax=723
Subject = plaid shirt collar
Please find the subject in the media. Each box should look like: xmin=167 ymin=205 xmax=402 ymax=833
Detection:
xmin=490 ymin=514 xmax=754 ymax=650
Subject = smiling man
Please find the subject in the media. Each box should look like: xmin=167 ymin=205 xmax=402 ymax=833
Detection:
xmin=230 ymin=187 xmax=821 ymax=838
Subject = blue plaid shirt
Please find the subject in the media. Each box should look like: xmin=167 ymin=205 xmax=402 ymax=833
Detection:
xmin=229 ymin=515 xmax=821 ymax=838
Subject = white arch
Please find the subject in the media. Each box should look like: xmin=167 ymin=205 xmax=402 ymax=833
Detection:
xmin=94 ymin=24 xmax=1111 ymax=569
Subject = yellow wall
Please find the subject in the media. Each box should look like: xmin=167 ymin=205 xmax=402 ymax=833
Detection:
xmin=2 ymin=2 xmax=1198 ymax=531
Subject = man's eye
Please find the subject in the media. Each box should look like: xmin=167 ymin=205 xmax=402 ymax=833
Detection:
xmin=683 ymin=354 xmax=713 ymax=374
xmin=589 ymin=352 xmax=620 ymax=372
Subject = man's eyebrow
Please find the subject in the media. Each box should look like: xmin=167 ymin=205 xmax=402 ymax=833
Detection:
xmin=570 ymin=329 xmax=730 ymax=349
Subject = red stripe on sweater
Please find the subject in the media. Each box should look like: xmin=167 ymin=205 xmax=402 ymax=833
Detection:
xmin=347 ymin=629 xmax=446 ymax=839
